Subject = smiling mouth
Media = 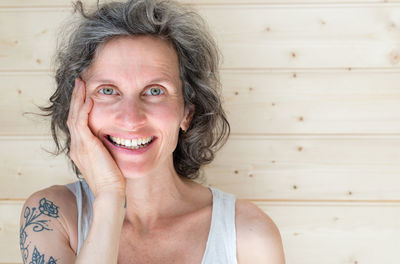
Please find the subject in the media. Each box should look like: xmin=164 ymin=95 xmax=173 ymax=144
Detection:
xmin=107 ymin=135 xmax=155 ymax=150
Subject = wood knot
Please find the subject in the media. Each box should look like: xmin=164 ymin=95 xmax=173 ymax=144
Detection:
xmin=292 ymin=185 xmax=298 ymax=190
xmin=36 ymin=59 xmax=42 ymax=64
xmin=298 ymin=146 xmax=303 ymax=152
xmin=298 ymin=116 xmax=304 ymax=122
xmin=292 ymin=73 xmax=297 ymax=78
xmin=234 ymin=91 xmax=239 ymax=95
xmin=17 ymin=89 xmax=22 ymax=94
xmin=271 ymin=160 xmax=276 ymax=164
xmin=291 ymin=52 xmax=296 ymax=58
xmin=389 ymin=51 xmax=400 ymax=65
xmin=271 ymin=102 xmax=276 ymax=106
xmin=266 ymin=27 xmax=271 ymax=32
xmin=234 ymin=170 xmax=239 ymax=174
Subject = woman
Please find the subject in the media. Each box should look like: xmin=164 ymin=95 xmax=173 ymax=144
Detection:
xmin=19 ymin=0 xmax=285 ymax=263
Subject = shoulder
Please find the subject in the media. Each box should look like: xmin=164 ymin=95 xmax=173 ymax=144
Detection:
xmin=235 ymin=199 xmax=285 ymax=264
xmin=22 ymin=184 xmax=78 ymax=252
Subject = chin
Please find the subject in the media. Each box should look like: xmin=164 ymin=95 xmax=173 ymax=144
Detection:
xmin=117 ymin=161 xmax=154 ymax=179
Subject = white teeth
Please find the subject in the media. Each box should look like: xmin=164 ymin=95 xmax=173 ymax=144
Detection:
xmin=109 ymin=136 xmax=153 ymax=149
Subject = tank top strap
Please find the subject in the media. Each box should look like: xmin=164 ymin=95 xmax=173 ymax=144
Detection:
xmin=201 ymin=187 xmax=237 ymax=264
xmin=65 ymin=180 xmax=94 ymax=255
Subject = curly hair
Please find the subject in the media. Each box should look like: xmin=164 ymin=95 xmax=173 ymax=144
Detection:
xmin=41 ymin=0 xmax=230 ymax=180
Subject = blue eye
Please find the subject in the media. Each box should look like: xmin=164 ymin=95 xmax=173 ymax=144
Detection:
xmin=99 ymin=87 xmax=116 ymax=95
xmin=145 ymin=87 xmax=164 ymax=96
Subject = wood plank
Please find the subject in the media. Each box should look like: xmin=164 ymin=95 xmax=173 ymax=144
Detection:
xmin=0 ymin=201 xmax=22 ymax=263
xmin=257 ymin=202 xmax=400 ymax=264
xmin=1 ymin=136 xmax=400 ymax=200
xmin=2 ymin=71 xmax=400 ymax=136
xmin=200 ymin=6 xmax=400 ymax=69
xmin=203 ymin=135 xmax=400 ymax=200
xmin=1 ymin=201 xmax=400 ymax=263
xmin=1 ymin=6 xmax=400 ymax=70
xmin=0 ymin=73 xmax=53 ymax=136
xmin=0 ymin=138 xmax=76 ymax=200
xmin=2 ymin=0 xmax=400 ymax=7
xmin=221 ymin=70 xmax=400 ymax=134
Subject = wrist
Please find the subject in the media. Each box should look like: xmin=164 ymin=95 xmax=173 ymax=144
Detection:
xmin=94 ymin=191 xmax=126 ymax=209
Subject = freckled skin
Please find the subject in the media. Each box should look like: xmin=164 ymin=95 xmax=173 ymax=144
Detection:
xmin=82 ymin=36 xmax=192 ymax=179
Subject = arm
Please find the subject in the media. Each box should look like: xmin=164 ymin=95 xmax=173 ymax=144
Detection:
xmin=19 ymin=186 xmax=77 ymax=264
xmin=236 ymin=199 xmax=286 ymax=264
xmin=68 ymin=78 xmax=127 ymax=263
xmin=19 ymin=78 xmax=128 ymax=263
xmin=75 ymin=192 xmax=125 ymax=263
xmin=20 ymin=187 xmax=126 ymax=264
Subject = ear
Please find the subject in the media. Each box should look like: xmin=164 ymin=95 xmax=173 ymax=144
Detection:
xmin=180 ymin=104 xmax=195 ymax=132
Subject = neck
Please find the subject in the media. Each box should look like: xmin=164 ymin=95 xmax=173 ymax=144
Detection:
xmin=122 ymin=162 xmax=195 ymax=232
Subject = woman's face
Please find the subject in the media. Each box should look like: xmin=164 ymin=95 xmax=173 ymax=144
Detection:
xmin=82 ymin=36 xmax=192 ymax=178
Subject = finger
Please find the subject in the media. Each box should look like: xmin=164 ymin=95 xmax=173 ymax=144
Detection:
xmin=68 ymin=78 xmax=85 ymax=123
xmin=76 ymin=97 xmax=94 ymax=138
xmin=67 ymin=79 xmax=79 ymax=126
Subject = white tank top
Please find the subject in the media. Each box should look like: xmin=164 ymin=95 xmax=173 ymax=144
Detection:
xmin=66 ymin=180 xmax=238 ymax=263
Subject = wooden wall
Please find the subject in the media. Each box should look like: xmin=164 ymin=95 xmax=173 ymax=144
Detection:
xmin=1 ymin=0 xmax=400 ymax=263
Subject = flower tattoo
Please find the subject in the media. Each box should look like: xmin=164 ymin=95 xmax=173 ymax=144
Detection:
xmin=20 ymin=198 xmax=60 ymax=264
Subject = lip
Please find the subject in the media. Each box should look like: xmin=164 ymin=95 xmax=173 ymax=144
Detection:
xmin=103 ymin=134 xmax=157 ymax=155
xmin=107 ymin=133 xmax=154 ymax=140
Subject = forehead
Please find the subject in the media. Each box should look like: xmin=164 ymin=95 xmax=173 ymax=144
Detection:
xmin=83 ymin=35 xmax=181 ymax=85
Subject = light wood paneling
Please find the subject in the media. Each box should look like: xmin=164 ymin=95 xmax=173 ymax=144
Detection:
xmin=2 ymin=0 xmax=400 ymax=7
xmin=0 ymin=138 xmax=75 ymax=200
xmin=0 ymin=73 xmax=53 ymax=136
xmin=0 ymin=202 xmax=22 ymax=264
xmin=1 ymin=6 xmax=400 ymax=70
xmin=2 ymin=71 xmax=400 ymax=136
xmin=205 ymin=135 xmax=400 ymax=200
xmin=2 ymin=201 xmax=400 ymax=264
xmin=1 ymin=1 xmax=399 ymax=263
xmin=222 ymin=70 xmax=400 ymax=134
xmin=1 ymin=136 xmax=399 ymax=200
xmin=201 ymin=6 xmax=400 ymax=69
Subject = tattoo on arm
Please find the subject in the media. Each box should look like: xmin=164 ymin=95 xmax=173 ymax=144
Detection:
xmin=19 ymin=198 xmax=60 ymax=264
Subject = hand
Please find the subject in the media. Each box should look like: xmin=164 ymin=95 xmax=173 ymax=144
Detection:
xmin=67 ymin=78 xmax=126 ymax=198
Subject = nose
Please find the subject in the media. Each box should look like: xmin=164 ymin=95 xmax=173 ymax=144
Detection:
xmin=114 ymin=98 xmax=147 ymax=130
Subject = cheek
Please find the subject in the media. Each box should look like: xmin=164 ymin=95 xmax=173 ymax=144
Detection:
xmin=153 ymin=104 xmax=184 ymax=147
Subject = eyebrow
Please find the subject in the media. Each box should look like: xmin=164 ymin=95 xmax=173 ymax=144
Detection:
xmin=87 ymin=76 xmax=178 ymax=87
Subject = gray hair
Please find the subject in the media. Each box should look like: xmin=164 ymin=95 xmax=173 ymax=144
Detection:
xmin=41 ymin=0 xmax=230 ymax=180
